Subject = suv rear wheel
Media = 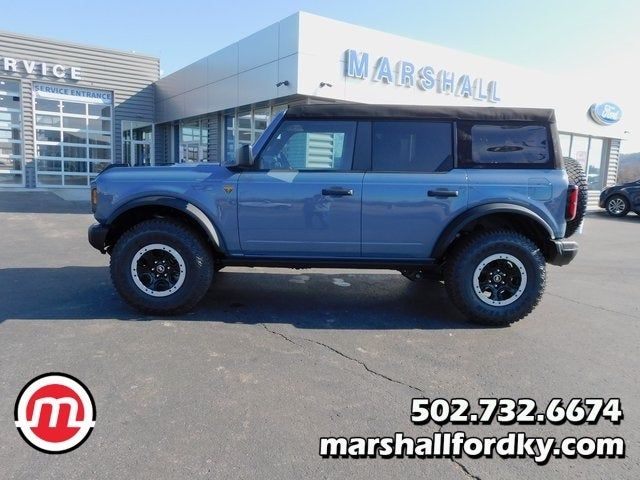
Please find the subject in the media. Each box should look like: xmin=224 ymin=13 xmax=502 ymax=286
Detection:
xmin=444 ymin=230 xmax=545 ymax=326
xmin=110 ymin=219 xmax=214 ymax=315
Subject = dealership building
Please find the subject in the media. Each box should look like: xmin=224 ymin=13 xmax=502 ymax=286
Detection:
xmin=0 ymin=12 xmax=628 ymax=204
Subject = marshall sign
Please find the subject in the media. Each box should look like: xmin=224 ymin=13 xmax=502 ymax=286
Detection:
xmin=344 ymin=49 xmax=501 ymax=103
xmin=1 ymin=56 xmax=82 ymax=80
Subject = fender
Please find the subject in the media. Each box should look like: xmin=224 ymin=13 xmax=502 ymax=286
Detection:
xmin=106 ymin=196 xmax=224 ymax=251
xmin=431 ymin=203 xmax=556 ymax=259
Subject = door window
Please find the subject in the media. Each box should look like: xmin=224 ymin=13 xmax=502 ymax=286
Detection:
xmin=372 ymin=121 xmax=453 ymax=172
xmin=259 ymin=120 xmax=356 ymax=171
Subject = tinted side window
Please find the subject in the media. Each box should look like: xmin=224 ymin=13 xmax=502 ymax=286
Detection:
xmin=259 ymin=120 xmax=356 ymax=170
xmin=462 ymin=123 xmax=551 ymax=166
xmin=372 ymin=121 xmax=453 ymax=172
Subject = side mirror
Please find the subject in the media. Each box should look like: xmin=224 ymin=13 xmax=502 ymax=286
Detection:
xmin=235 ymin=144 xmax=253 ymax=168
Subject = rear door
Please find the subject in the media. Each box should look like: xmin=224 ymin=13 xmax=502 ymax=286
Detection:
xmin=238 ymin=119 xmax=364 ymax=257
xmin=362 ymin=120 xmax=468 ymax=259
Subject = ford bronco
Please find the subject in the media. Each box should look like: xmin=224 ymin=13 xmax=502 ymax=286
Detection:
xmin=88 ymin=104 xmax=586 ymax=326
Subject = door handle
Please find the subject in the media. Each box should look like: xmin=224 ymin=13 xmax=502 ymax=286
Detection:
xmin=428 ymin=189 xmax=459 ymax=198
xmin=322 ymin=188 xmax=354 ymax=197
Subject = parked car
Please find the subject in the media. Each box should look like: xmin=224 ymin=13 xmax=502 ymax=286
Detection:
xmin=599 ymin=179 xmax=640 ymax=217
xmin=88 ymin=104 xmax=587 ymax=326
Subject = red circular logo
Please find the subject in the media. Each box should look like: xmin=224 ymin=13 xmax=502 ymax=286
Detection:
xmin=14 ymin=373 xmax=96 ymax=454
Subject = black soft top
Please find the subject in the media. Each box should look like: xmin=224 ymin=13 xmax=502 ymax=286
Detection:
xmin=285 ymin=103 xmax=556 ymax=123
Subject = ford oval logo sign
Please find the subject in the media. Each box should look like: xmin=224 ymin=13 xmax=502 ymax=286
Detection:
xmin=589 ymin=102 xmax=622 ymax=125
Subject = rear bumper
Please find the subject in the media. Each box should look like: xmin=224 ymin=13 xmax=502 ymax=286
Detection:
xmin=88 ymin=223 xmax=109 ymax=253
xmin=546 ymin=239 xmax=578 ymax=266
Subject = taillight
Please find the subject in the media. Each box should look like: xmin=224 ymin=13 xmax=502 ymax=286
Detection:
xmin=91 ymin=187 xmax=98 ymax=213
xmin=566 ymin=185 xmax=578 ymax=221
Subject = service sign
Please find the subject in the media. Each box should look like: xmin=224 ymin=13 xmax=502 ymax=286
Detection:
xmin=1 ymin=56 xmax=81 ymax=80
xmin=33 ymin=83 xmax=113 ymax=105
xmin=589 ymin=102 xmax=622 ymax=126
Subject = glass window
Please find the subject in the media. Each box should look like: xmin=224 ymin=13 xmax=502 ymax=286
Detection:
xmin=372 ymin=121 xmax=453 ymax=172
xmin=88 ymin=132 xmax=110 ymax=145
xmin=63 ymin=131 xmax=87 ymax=144
xmin=88 ymin=118 xmax=111 ymax=131
xmin=88 ymin=104 xmax=111 ymax=117
xmin=35 ymin=98 xmax=59 ymax=112
xmin=63 ymin=146 xmax=87 ymax=159
xmin=89 ymin=147 xmax=111 ymax=160
xmin=0 ymin=157 xmax=21 ymax=170
xmin=0 ymin=127 xmax=21 ymax=140
xmin=559 ymin=134 xmax=571 ymax=158
xmin=64 ymin=175 xmax=88 ymax=186
xmin=63 ymin=117 xmax=86 ymax=129
xmin=259 ymin=120 xmax=356 ymax=170
xmin=254 ymin=108 xmax=269 ymax=139
xmin=238 ymin=111 xmax=252 ymax=146
xmin=587 ymin=138 xmax=604 ymax=190
xmin=0 ymin=173 xmax=22 ymax=184
xmin=0 ymin=79 xmax=23 ymax=185
xmin=37 ymin=159 xmax=61 ymax=172
xmin=90 ymin=161 xmax=111 ymax=173
xmin=37 ymin=175 xmax=63 ymax=186
xmin=569 ymin=135 xmax=589 ymax=170
xmin=132 ymin=124 xmax=153 ymax=141
xmin=62 ymin=102 xmax=86 ymax=115
xmin=37 ymin=129 xmax=61 ymax=142
xmin=64 ymin=160 xmax=88 ymax=173
xmin=467 ymin=124 xmax=550 ymax=166
xmin=37 ymin=144 xmax=61 ymax=157
xmin=0 ymin=111 xmax=21 ymax=124
xmin=36 ymin=114 xmax=60 ymax=127
xmin=0 ymin=79 xmax=20 ymax=96
xmin=0 ymin=95 xmax=21 ymax=110
xmin=224 ymin=114 xmax=236 ymax=164
xmin=0 ymin=142 xmax=21 ymax=156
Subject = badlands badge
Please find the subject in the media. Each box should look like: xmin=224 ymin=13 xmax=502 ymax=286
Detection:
xmin=14 ymin=373 xmax=96 ymax=454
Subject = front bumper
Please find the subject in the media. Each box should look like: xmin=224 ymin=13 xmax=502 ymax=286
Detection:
xmin=88 ymin=223 xmax=109 ymax=253
xmin=546 ymin=239 xmax=578 ymax=266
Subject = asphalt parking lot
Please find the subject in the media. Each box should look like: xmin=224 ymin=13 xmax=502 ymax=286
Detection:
xmin=0 ymin=191 xmax=638 ymax=479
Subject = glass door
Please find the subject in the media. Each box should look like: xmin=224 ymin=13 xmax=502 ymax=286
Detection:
xmin=132 ymin=142 xmax=152 ymax=166
xmin=122 ymin=121 xmax=153 ymax=166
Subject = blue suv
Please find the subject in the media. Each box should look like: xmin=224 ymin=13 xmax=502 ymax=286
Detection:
xmin=88 ymin=104 xmax=585 ymax=326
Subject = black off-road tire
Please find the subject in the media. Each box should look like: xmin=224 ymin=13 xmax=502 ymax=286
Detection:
xmin=110 ymin=219 xmax=214 ymax=315
xmin=564 ymin=157 xmax=588 ymax=237
xmin=605 ymin=194 xmax=630 ymax=217
xmin=444 ymin=230 xmax=546 ymax=326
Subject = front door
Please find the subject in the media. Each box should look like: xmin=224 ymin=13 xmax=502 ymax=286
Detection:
xmin=238 ymin=119 xmax=363 ymax=257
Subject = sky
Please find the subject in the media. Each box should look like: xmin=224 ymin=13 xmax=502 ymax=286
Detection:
xmin=3 ymin=0 xmax=640 ymax=150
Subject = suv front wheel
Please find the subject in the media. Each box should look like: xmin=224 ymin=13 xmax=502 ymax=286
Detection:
xmin=444 ymin=230 xmax=546 ymax=326
xmin=110 ymin=219 xmax=214 ymax=315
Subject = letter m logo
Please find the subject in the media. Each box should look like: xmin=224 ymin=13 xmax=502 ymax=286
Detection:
xmin=24 ymin=397 xmax=84 ymax=428
xmin=345 ymin=50 xmax=369 ymax=79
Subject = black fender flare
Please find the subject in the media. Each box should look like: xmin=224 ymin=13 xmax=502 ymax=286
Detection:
xmin=431 ymin=203 xmax=556 ymax=259
xmin=106 ymin=196 xmax=224 ymax=251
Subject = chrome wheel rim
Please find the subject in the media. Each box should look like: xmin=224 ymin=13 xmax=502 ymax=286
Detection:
xmin=131 ymin=244 xmax=186 ymax=297
xmin=608 ymin=198 xmax=626 ymax=215
xmin=473 ymin=253 xmax=527 ymax=307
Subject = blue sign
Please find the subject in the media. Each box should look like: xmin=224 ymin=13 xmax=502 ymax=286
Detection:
xmin=344 ymin=49 xmax=501 ymax=103
xmin=589 ymin=102 xmax=622 ymax=126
